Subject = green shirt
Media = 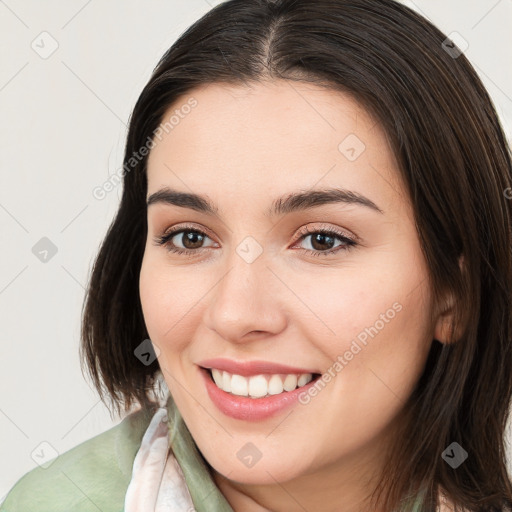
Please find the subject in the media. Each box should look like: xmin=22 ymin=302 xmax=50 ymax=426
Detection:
xmin=0 ymin=394 xmax=424 ymax=511
xmin=0 ymin=395 xmax=234 ymax=512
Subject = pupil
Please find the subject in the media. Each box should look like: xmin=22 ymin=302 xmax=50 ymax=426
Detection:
xmin=183 ymin=231 xmax=203 ymax=249
xmin=312 ymin=233 xmax=334 ymax=251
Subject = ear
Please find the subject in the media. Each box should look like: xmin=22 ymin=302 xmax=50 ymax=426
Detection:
xmin=433 ymin=255 xmax=464 ymax=344
xmin=433 ymin=297 xmax=457 ymax=344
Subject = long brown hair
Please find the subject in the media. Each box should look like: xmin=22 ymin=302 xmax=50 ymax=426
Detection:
xmin=80 ymin=1 xmax=512 ymax=510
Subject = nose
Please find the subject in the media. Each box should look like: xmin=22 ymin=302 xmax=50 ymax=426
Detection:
xmin=202 ymin=250 xmax=287 ymax=344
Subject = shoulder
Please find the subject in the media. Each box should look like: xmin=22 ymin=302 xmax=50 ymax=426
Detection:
xmin=0 ymin=406 xmax=155 ymax=512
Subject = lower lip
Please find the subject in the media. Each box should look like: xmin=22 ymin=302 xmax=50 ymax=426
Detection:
xmin=199 ymin=366 xmax=320 ymax=421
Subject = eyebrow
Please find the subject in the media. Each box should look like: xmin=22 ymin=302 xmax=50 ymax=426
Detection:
xmin=146 ymin=186 xmax=384 ymax=217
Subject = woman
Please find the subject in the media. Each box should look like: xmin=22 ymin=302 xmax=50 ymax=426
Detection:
xmin=2 ymin=0 xmax=512 ymax=511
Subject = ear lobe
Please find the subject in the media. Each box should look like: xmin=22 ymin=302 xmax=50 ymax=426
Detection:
xmin=433 ymin=309 xmax=457 ymax=344
xmin=433 ymin=254 xmax=465 ymax=344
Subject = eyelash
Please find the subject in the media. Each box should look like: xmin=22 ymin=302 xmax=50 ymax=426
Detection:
xmin=153 ymin=222 xmax=358 ymax=258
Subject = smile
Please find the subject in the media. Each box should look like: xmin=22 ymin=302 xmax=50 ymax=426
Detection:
xmin=199 ymin=366 xmax=323 ymax=421
xmin=209 ymin=368 xmax=317 ymax=398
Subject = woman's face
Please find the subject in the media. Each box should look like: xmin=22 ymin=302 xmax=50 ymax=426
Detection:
xmin=139 ymin=80 xmax=443 ymax=488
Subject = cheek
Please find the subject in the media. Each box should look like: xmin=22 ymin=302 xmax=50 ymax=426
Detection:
xmin=309 ymin=244 xmax=432 ymax=361
xmin=288 ymin=268 xmax=414 ymax=353
xmin=291 ymin=255 xmax=432 ymax=394
xmin=292 ymin=274 xmax=432 ymax=456
xmin=139 ymin=254 xmax=201 ymax=352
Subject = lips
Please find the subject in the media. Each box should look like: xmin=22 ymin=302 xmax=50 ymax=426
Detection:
xmin=199 ymin=366 xmax=322 ymax=421
xmin=198 ymin=357 xmax=321 ymax=377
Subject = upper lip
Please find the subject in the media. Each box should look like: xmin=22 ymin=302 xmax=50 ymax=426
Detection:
xmin=198 ymin=358 xmax=320 ymax=377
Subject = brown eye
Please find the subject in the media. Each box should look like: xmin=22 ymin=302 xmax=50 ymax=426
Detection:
xmin=172 ymin=230 xmax=207 ymax=250
xmin=293 ymin=225 xmax=357 ymax=257
xmin=153 ymin=223 xmax=357 ymax=258
xmin=154 ymin=225 xmax=216 ymax=255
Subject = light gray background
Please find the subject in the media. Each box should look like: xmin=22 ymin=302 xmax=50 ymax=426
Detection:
xmin=1 ymin=0 xmax=511 ymax=502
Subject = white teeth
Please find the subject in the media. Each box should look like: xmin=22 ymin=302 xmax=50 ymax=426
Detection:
xmin=283 ymin=374 xmax=297 ymax=391
xmin=222 ymin=371 xmax=231 ymax=392
xmin=298 ymin=374 xmax=313 ymax=387
xmin=248 ymin=375 xmax=268 ymax=398
xmin=208 ymin=369 xmax=315 ymax=398
xmin=268 ymin=374 xmax=284 ymax=395
xmin=211 ymin=368 xmax=223 ymax=388
xmin=230 ymin=374 xmax=249 ymax=396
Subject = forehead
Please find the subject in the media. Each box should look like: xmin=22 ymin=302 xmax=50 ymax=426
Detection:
xmin=146 ymin=80 xmax=408 ymax=218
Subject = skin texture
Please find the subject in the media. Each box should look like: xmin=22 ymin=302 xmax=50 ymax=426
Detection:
xmin=139 ymin=80 xmax=456 ymax=512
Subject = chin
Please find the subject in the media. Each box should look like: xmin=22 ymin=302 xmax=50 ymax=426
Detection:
xmin=205 ymin=451 xmax=309 ymax=485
